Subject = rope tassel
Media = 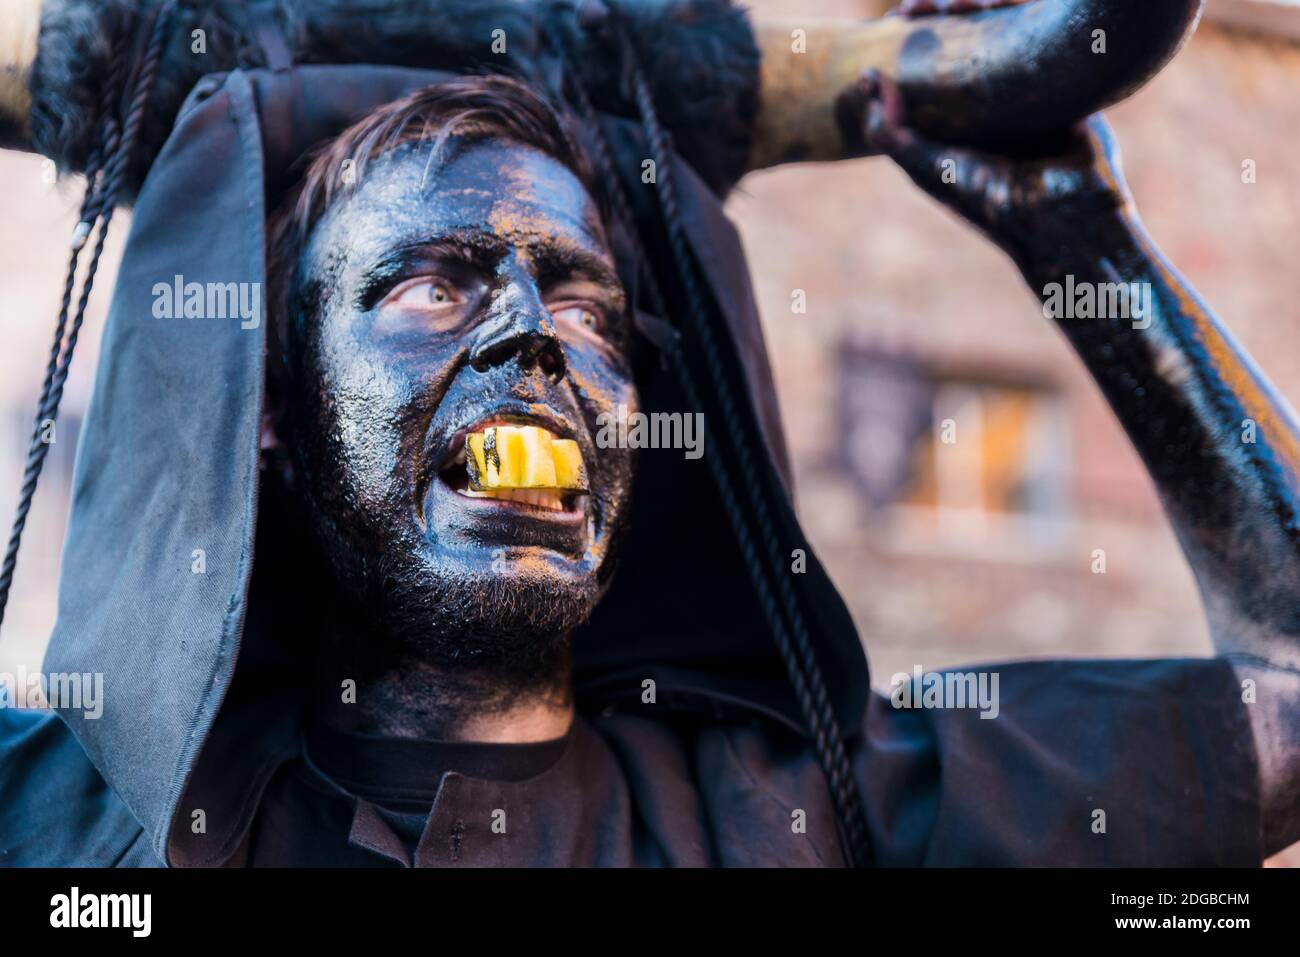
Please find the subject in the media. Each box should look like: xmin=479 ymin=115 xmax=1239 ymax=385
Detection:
xmin=0 ymin=0 xmax=176 ymax=628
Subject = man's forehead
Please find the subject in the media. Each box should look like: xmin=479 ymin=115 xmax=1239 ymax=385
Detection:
xmin=307 ymin=138 xmax=609 ymax=269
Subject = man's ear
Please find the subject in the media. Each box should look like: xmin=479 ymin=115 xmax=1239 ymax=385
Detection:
xmin=259 ymin=411 xmax=281 ymax=453
xmin=259 ymin=408 xmax=296 ymax=488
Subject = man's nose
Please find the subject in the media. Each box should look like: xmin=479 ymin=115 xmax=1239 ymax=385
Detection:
xmin=468 ymin=279 xmax=566 ymax=383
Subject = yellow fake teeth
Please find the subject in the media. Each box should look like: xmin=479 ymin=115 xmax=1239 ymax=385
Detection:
xmin=465 ymin=425 xmax=588 ymax=493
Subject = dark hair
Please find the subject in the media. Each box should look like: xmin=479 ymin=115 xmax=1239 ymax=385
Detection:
xmin=266 ymin=74 xmax=609 ymax=361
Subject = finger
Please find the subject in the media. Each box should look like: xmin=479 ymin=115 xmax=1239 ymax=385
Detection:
xmin=1082 ymin=114 xmax=1120 ymax=165
xmin=870 ymin=70 xmax=910 ymax=140
xmin=861 ymin=71 xmax=951 ymax=177
xmin=834 ymin=72 xmax=880 ymax=157
xmin=834 ymin=70 xmax=916 ymax=158
xmin=836 ymin=69 xmax=990 ymax=202
xmin=1080 ymin=114 xmax=1133 ymax=202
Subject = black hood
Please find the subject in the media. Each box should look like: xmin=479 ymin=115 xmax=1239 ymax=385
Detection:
xmin=42 ymin=62 xmax=871 ymax=866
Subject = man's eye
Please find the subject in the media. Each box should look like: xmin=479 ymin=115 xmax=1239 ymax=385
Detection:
xmin=551 ymin=304 xmax=604 ymax=335
xmin=390 ymin=278 xmax=460 ymax=307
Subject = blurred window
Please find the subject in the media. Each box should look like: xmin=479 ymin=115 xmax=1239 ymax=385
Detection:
xmin=838 ymin=345 xmax=1071 ymax=551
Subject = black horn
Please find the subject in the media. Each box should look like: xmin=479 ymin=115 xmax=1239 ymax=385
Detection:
xmin=748 ymin=0 xmax=1206 ymax=169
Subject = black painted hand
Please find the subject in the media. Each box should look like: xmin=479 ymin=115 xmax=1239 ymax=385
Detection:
xmin=838 ymin=70 xmax=1131 ymax=255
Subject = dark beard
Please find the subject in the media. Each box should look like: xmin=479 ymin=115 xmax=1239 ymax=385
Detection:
xmin=304 ymin=550 xmax=592 ymax=738
xmin=258 ymin=477 xmax=595 ymax=733
xmin=373 ymin=558 xmax=596 ymax=694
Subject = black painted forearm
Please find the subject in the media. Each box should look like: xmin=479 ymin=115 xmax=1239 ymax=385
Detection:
xmin=1007 ymin=207 xmax=1300 ymax=855
xmin=1009 ymin=206 xmax=1300 ymax=662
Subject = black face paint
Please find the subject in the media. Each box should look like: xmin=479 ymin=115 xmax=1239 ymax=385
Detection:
xmin=281 ymin=138 xmax=638 ymax=685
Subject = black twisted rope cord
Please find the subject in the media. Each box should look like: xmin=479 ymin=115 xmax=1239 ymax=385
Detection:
xmin=564 ymin=6 xmax=874 ymax=866
xmin=622 ymin=112 xmax=873 ymax=866
xmin=0 ymin=0 xmax=177 ymax=629
xmin=22 ymin=60 xmax=128 ymax=494
xmin=551 ymin=28 xmax=670 ymax=322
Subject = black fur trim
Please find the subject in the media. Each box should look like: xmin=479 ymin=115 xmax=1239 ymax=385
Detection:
xmin=28 ymin=1 xmax=250 ymax=188
xmin=27 ymin=0 xmax=759 ymax=198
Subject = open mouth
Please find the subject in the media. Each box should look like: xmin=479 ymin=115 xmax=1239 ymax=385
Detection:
xmin=436 ymin=418 xmax=588 ymax=519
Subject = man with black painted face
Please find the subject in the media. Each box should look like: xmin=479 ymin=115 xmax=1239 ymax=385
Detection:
xmin=265 ymin=81 xmax=636 ymax=752
xmin=229 ymin=79 xmax=646 ymax=863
